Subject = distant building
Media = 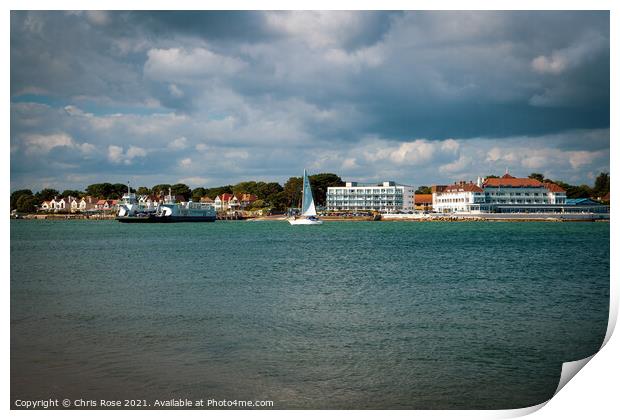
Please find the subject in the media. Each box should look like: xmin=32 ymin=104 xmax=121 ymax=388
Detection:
xmin=432 ymin=183 xmax=485 ymax=213
xmin=432 ymin=173 xmax=568 ymax=213
xmin=414 ymin=194 xmax=433 ymax=212
xmin=214 ymin=193 xmax=234 ymax=211
xmin=79 ymin=196 xmax=99 ymax=212
xmin=228 ymin=195 xmax=240 ymax=210
xmin=48 ymin=196 xmax=77 ymax=212
xmin=199 ymin=196 xmax=214 ymax=204
xmin=95 ymin=199 xmax=117 ymax=211
xmin=326 ymin=181 xmax=415 ymax=213
xmin=213 ymin=193 xmax=256 ymax=211
xmin=40 ymin=201 xmax=52 ymax=211
xmin=239 ymin=193 xmax=258 ymax=208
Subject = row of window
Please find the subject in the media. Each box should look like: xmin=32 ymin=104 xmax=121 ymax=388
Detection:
xmin=328 ymin=188 xmax=407 ymax=194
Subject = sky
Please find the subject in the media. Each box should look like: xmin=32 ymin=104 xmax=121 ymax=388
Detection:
xmin=10 ymin=11 xmax=610 ymax=191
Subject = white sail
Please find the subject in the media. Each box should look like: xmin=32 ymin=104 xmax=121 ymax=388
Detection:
xmin=301 ymin=169 xmax=317 ymax=216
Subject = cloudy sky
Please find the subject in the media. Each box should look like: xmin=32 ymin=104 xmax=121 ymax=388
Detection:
xmin=10 ymin=11 xmax=609 ymax=191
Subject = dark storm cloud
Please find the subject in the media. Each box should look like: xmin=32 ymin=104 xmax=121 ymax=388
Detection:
xmin=10 ymin=11 xmax=609 ymax=190
xmin=126 ymin=11 xmax=276 ymax=43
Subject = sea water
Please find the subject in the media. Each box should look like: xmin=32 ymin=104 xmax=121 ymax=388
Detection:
xmin=10 ymin=220 xmax=609 ymax=409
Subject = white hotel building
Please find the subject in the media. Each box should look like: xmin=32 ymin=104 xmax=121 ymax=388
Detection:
xmin=432 ymin=173 xmax=567 ymax=213
xmin=327 ymin=181 xmax=415 ymax=213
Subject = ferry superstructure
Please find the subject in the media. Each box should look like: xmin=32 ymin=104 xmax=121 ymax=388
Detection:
xmin=116 ymin=187 xmax=216 ymax=223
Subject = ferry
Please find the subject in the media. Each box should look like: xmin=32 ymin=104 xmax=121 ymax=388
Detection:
xmin=116 ymin=187 xmax=216 ymax=223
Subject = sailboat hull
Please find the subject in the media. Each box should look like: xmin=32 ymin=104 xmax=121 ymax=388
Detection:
xmin=287 ymin=217 xmax=323 ymax=225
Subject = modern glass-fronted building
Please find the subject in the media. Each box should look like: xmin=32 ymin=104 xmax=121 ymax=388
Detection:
xmin=326 ymin=181 xmax=415 ymax=213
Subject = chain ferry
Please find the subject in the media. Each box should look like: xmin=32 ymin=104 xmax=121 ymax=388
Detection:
xmin=116 ymin=187 xmax=216 ymax=223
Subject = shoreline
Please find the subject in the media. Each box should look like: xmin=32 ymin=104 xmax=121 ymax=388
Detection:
xmin=12 ymin=214 xmax=608 ymax=223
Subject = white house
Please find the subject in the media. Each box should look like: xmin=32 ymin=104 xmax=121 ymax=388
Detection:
xmin=78 ymin=196 xmax=99 ymax=212
xmin=49 ymin=196 xmax=73 ymax=212
xmin=70 ymin=197 xmax=80 ymax=212
xmin=95 ymin=199 xmax=117 ymax=211
xmin=239 ymin=193 xmax=258 ymax=208
xmin=432 ymin=182 xmax=486 ymax=213
xmin=214 ymin=193 xmax=234 ymax=211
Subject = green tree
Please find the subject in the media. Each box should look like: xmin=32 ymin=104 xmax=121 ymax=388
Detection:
xmin=268 ymin=191 xmax=289 ymax=211
xmin=205 ymin=185 xmax=233 ymax=199
xmin=308 ymin=173 xmax=344 ymax=206
xmin=233 ymin=181 xmax=259 ymax=197
xmin=110 ymin=183 xmax=134 ymax=199
xmin=191 ymin=187 xmax=207 ymax=200
xmin=247 ymin=199 xmax=265 ymax=210
xmin=593 ymin=172 xmax=610 ymax=197
xmin=257 ymin=182 xmax=283 ymax=199
xmin=62 ymin=189 xmax=84 ymax=198
xmin=136 ymin=186 xmax=151 ymax=196
xmin=15 ymin=195 xmax=38 ymax=213
xmin=528 ymin=173 xmax=545 ymax=182
xmin=11 ymin=189 xmax=34 ymax=210
xmin=171 ymin=183 xmax=192 ymax=200
xmin=283 ymin=177 xmax=303 ymax=207
xmin=151 ymin=184 xmax=172 ymax=196
xmin=86 ymin=183 xmax=114 ymax=198
xmin=36 ymin=188 xmax=60 ymax=201
xmin=415 ymin=186 xmax=431 ymax=194
xmin=555 ymin=181 xmax=593 ymax=199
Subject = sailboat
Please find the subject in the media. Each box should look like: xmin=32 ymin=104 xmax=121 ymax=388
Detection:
xmin=288 ymin=169 xmax=323 ymax=225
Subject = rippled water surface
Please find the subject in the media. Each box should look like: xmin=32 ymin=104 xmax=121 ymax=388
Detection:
xmin=11 ymin=220 xmax=609 ymax=409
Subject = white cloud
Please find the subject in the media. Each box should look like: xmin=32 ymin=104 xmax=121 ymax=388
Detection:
xmin=144 ymin=47 xmax=246 ymax=83
xmin=168 ymin=83 xmax=184 ymax=98
xmin=531 ymin=54 xmax=568 ymax=75
xmin=178 ymin=176 xmax=210 ymax=187
xmin=439 ymin=155 xmax=472 ymax=174
xmin=567 ymin=150 xmax=603 ymax=169
xmin=169 ymin=136 xmax=188 ymax=150
xmin=22 ymin=133 xmax=73 ymax=154
xmin=265 ymin=11 xmax=366 ymax=49
xmin=223 ymin=150 xmax=249 ymax=160
xmin=389 ymin=141 xmax=437 ymax=164
xmin=342 ymin=158 xmax=358 ymax=170
xmin=126 ymin=146 xmax=147 ymax=159
xmin=84 ymin=11 xmax=110 ymax=26
xmin=76 ymin=143 xmax=97 ymax=155
xmin=179 ymin=157 xmax=192 ymax=167
xmin=21 ymin=132 xmax=96 ymax=156
xmin=531 ymin=31 xmax=607 ymax=75
xmin=107 ymin=145 xmax=124 ymax=163
xmin=521 ymin=154 xmax=548 ymax=169
xmin=323 ymin=45 xmax=384 ymax=70
xmin=64 ymin=105 xmax=93 ymax=117
xmin=359 ymin=138 xmax=460 ymax=166
xmin=108 ymin=144 xmax=147 ymax=165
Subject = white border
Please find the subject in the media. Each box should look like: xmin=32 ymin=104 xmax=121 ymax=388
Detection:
xmin=4 ymin=2 xmax=617 ymax=419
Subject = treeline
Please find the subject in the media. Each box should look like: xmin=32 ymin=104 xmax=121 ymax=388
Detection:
xmin=525 ymin=172 xmax=610 ymax=200
xmin=10 ymin=173 xmax=346 ymax=213
xmin=10 ymin=172 xmax=610 ymax=214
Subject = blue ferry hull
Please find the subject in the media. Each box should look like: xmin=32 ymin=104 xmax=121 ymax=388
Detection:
xmin=116 ymin=215 xmax=216 ymax=223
